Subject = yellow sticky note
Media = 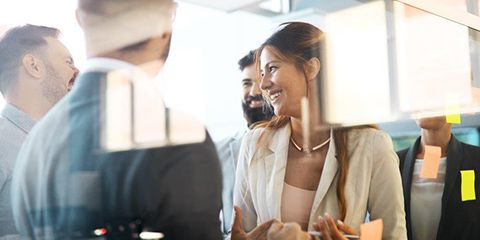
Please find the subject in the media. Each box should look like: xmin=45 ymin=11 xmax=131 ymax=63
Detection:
xmin=446 ymin=114 xmax=461 ymax=124
xmin=360 ymin=219 xmax=383 ymax=240
xmin=461 ymin=170 xmax=476 ymax=202
xmin=420 ymin=146 xmax=441 ymax=179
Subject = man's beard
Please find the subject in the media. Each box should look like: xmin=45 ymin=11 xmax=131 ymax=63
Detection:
xmin=41 ymin=64 xmax=66 ymax=105
xmin=242 ymin=95 xmax=274 ymax=126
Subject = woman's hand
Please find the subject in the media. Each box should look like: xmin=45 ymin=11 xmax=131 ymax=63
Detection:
xmin=313 ymin=214 xmax=357 ymax=240
xmin=267 ymin=222 xmax=315 ymax=240
xmin=231 ymin=206 xmax=278 ymax=240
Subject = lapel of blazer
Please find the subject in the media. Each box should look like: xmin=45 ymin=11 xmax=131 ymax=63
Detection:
xmin=402 ymin=136 xmax=421 ymax=240
xmin=309 ymin=129 xmax=338 ymax=219
xmin=436 ymin=135 xmax=462 ymax=238
xmin=442 ymin=135 xmax=462 ymax=204
xmin=265 ymin=126 xmax=290 ymax=219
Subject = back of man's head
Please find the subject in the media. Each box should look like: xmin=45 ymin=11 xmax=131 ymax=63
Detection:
xmin=0 ymin=24 xmax=60 ymax=97
xmin=77 ymin=0 xmax=175 ymax=57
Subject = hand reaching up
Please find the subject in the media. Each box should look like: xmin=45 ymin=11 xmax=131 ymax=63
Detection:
xmin=231 ymin=206 xmax=278 ymax=240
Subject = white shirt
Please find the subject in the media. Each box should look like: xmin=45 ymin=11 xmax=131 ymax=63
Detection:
xmin=281 ymin=182 xmax=316 ymax=230
xmin=411 ymin=157 xmax=447 ymax=240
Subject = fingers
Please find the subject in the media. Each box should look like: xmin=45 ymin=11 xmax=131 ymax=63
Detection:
xmin=267 ymin=222 xmax=284 ymax=239
xmin=232 ymin=206 xmax=243 ymax=229
xmin=283 ymin=223 xmax=310 ymax=240
xmin=315 ymin=214 xmax=352 ymax=240
xmin=336 ymin=220 xmax=356 ymax=235
xmin=324 ymin=214 xmax=345 ymax=240
xmin=231 ymin=206 xmax=246 ymax=239
xmin=257 ymin=219 xmax=279 ymax=233
xmin=249 ymin=219 xmax=278 ymax=240
xmin=317 ymin=217 xmax=332 ymax=240
xmin=267 ymin=222 xmax=311 ymax=240
xmin=299 ymin=228 xmax=312 ymax=240
xmin=313 ymin=220 xmax=321 ymax=232
xmin=282 ymin=222 xmax=302 ymax=234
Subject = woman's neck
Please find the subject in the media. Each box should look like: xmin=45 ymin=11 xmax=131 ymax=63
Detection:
xmin=290 ymin=117 xmax=330 ymax=148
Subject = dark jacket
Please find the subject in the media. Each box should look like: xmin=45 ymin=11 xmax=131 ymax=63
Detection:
xmin=397 ymin=135 xmax=480 ymax=240
xmin=12 ymin=70 xmax=223 ymax=240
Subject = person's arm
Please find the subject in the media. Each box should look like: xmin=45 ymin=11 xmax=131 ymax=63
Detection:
xmin=231 ymin=206 xmax=277 ymax=240
xmin=367 ymin=131 xmax=407 ymax=240
xmin=233 ymin=133 xmax=257 ymax=233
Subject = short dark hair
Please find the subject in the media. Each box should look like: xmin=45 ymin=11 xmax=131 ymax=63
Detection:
xmin=0 ymin=24 xmax=60 ymax=95
xmin=238 ymin=50 xmax=256 ymax=71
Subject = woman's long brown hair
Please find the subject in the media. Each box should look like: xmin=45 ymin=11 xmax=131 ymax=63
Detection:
xmin=254 ymin=22 xmax=352 ymax=220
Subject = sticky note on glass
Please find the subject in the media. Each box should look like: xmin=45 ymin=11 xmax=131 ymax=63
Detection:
xmin=360 ymin=219 xmax=383 ymax=240
xmin=446 ymin=114 xmax=461 ymax=124
xmin=420 ymin=146 xmax=441 ymax=179
xmin=461 ymin=170 xmax=476 ymax=202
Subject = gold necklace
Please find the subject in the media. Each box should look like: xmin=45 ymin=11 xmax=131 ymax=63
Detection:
xmin=290 ymin=136 xmax=330 ymax=153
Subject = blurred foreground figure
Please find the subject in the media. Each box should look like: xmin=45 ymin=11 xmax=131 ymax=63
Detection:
xmin=0 ymin=24 xmax=78 ymax=238
xmin=11 ymin=1 xmax=222 ymax=239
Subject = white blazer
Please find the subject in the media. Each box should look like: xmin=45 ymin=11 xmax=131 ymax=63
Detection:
xmin=233 ymin=125 xmax=407 ymax=240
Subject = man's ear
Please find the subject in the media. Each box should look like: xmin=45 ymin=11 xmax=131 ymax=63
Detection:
xmin=304 ymin=57 xmax=321 ymax=82
xmin=22 ymin=54 xmax=44 ymax=79
xmin=161 ymin=32 xmax=171 ymax=40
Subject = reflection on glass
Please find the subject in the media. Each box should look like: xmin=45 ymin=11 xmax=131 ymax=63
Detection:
xmin=103 ymin=64 xmax=205 ymax=152
xmin=395 ymin=1 xmax=473 ymax=115
xmin=320 ymin=1 xmax=391 ymax=126
xmin=105 ymin=70 xmax=134 ymax=151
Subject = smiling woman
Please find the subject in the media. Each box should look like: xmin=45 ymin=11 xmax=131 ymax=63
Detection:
xmin=233 ymin=22 xmax=407 ymax=240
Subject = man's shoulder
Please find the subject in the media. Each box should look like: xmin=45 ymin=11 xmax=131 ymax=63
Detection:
xmin=0 ymin=116 xmax=25 ymax=136
xmin=215 ymin=130 xmax=246 ymax=149
xmin=27 ymin=100 xmax=70 ymax=138
xmin=0 ymin=118 xmax=23 ymax=180
xmin=15 ymin=96 xmax=72 ymax=170
xmin=0 ymin=117 xmax=27 ymax=162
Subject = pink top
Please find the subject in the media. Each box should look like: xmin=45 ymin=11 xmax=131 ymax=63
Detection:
xmin=281 ymin=182 xmax=316 ymax=230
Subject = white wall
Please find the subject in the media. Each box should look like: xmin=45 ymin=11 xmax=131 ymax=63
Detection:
xmin=0 ymin=0 xmax=85 ymax=111
xmin=165 ymin=3 xmax=274 ymax=140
